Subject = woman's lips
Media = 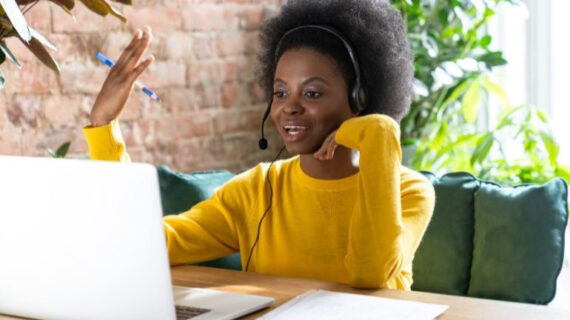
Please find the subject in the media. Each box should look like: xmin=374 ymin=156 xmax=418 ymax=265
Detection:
xmin=283 ymin=125 xmax=310 ymax=142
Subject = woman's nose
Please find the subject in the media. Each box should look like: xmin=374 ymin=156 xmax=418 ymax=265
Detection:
xmin=282 ymin=97 xmax=303 ymax=115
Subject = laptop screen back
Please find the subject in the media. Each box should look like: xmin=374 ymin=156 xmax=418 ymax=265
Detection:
xmin=0 ymin=156 xmax=176 ymax=320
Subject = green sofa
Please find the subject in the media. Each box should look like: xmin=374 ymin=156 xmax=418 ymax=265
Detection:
xmin=157 ymin=166 xmax=568 ymax=305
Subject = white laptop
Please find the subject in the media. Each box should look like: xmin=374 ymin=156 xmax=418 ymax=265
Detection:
xmin=0 ymin=155 xmax=274 ymax=320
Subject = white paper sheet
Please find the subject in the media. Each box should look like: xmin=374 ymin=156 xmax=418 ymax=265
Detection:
xmin=258 ymin=289 xmax=448 ymax=320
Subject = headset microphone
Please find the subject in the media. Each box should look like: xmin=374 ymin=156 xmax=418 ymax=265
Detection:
xmin=258 ymin=99 xmax=272 ymax=150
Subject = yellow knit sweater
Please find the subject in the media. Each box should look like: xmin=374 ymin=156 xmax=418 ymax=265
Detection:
xmin=83 ymin=114 xmax=435 ymax=289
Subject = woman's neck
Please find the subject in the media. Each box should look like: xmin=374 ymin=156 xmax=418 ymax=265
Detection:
xmin=299 ymin=146 xmax=359 ymax=180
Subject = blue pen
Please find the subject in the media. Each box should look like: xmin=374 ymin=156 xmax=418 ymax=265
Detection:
xmin=95 ymin=51 xmax=161 ymax=103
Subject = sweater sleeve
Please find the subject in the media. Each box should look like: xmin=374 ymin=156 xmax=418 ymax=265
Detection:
xmin=82 ymin=120 xmax=131 ymax=162
xmin=83 ymin=121 xmax=244 ymax=266
xmin=335 ymin=114 xmax=434 ymax=288
xmin=163 ymin=191 xmax=240 ymax=266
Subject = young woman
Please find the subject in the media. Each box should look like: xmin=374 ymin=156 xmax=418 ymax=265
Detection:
xmin=84 ymin=0 xmax=435 ymax=290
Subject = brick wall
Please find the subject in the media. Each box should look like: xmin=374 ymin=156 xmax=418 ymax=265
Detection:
xmin=0 ymin=0 xmax=285 ymax=173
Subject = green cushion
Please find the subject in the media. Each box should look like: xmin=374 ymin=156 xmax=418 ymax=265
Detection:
xmin=156 ymin=165 xmax=241 ymax=270
xmin=468 ymin=178 xmax=568 ymax=304
xmin=412 ymin=172 xmax=480 ymax=295
xmin=157 ymin=165 xmax=235 ymax=216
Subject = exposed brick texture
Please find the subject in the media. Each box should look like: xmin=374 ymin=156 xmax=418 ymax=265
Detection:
xmin=0 ymin=0 xmax=286 ymax=173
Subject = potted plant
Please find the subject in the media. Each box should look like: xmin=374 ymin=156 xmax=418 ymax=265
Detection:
xmin=389 ymin=0 xmax=514 ymax=163
xmin=0 ymin=0 xmax=132 ymax=89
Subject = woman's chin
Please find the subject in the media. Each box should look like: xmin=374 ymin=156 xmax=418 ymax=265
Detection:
xmin=283 ymin=143 xmax=320 ymax=156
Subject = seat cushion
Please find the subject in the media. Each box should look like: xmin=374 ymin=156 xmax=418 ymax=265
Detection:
xmin=412 ymin=172 xmax=480 ymax=295
xmin=157 ymin=165 xmax=235 ymax=216
xmin=468 ymin=178 xmax=568 ymax=304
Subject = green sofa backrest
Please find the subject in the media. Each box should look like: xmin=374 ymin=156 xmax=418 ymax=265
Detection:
xmin=156 ymin=166 xmax=568 ymax=304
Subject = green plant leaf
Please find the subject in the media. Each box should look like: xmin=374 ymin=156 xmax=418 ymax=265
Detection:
xmin=483 ymin=77 xmax=509 ymax=108
xmin=479 ymin=35 xmax=492 ymax=48
xmin=555 ymin=165 xmax=570 ymax=184
xmin=0 ymin=69 xmax=4 ymax=89
xmin=461 ymin=79 xmax=481 ymax=123
xmin=440 ymin=79 xmax=469 ymax=111
xmin=536 ymin=109 xmax=548 ymax=123
xmin=0 ymin=0 xmax=32 ymax=42
xmin=477 ymin=51 xmax=508 ymax=69
xmin=538 ymin=130 xmax=559 ymax=166
xmin=470 ymin=133 xmax=494 ymax=166
xmin=50 ymin=0 xmax=75 ymax=15
xmin=52 ymin=0 xmax=75 ymax=10
xmin=78 ymin=0 xmax=109 ymax=16
xmin=79 ymin=0 xmax=126 ymax=22
xmin=496 ymin=105 xmax=523 ymax=129
xmin=430 ymin=122 xmax=448 ymax=150
xmin=20 ymin=28 xmax=60 ymax=73
xmin=55 ymin=142 xmax=71 ymax=158
xmin=0 ymin=40 xmax=21 ymax=68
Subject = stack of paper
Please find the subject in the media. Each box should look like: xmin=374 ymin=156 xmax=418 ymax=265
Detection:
xmin=258 ymin=289 xmax=448 ymax=320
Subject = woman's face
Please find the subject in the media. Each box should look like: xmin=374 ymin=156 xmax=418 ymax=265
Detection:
xmin=270 ymin=47 xmax=354 ymax=155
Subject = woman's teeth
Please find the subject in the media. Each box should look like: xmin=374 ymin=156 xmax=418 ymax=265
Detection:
xmin=284 ymin=126 xmax=309 ymax=135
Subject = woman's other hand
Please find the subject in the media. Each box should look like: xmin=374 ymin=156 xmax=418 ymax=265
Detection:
xmin=313 ymin=129 xmax=338 ymax=160
xmin=89 ymin=27 xmax=154 ymax=127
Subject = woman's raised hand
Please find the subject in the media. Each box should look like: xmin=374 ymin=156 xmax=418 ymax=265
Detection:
xmin=313 ymin=129 xmax=339 ymax=161
xmin=89 ymin=27 xmax=154 ymax=127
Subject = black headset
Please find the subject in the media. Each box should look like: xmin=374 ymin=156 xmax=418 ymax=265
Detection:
xmin=258 ymin=24 xmax=366 ymax=150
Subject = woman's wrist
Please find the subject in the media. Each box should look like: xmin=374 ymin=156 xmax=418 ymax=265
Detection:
xmin=89 ymin=111 xmax=114 ymax=127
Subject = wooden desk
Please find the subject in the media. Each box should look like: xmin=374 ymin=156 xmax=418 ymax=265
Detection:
xmin=1 ymin=265 xmax=568 ymax=320
xmin=171 ymin=266 xmax=570 ymax=320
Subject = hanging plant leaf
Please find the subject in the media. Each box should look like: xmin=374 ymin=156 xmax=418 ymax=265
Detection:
xmin=51 ymin=0 xmax=75 ymax=10
xmin=0 ymin=40 xmax=21 ymax=68
xmin=0 ymin=16 xmax=12 ymax=29
xmin=28 ymin=27 xmax=57 ymax=50
xmin=105 ymin=3 xmax=126 ymax=22
xmin=0 ymin=0 xmax=32 ymax=42
xmin=20 ymin=29 xmax=60 ymax=73
xmin=78 ymin=0 xmax=110 ymax=16
xmin=109 ymin=0 xmax=131 ymax=5
xmin=50 ymin=0 xmax=75 ymax=16
xmin=78 ymin=0 xmax=126 ymax=22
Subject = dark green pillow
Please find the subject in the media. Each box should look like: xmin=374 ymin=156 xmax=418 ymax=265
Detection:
xmin=156 ymin=165 xmax=242 ymax=270
xmin=413 ymin=172 xmax=480 ymax=295
xmin=468 ymin=178 xmax=568 ymax=304
xmin=157 ymin=165 xmax=235 ymax=216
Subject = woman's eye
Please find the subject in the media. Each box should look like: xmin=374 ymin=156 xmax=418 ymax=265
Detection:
xmin=273 ymin=90 xmax=287 ymax=98
xmin=305 ymin=91 xmax=322 ymax=99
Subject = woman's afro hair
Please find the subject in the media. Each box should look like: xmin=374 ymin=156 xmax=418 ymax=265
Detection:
xmin=257 ymin=0 xmax=413 ymax=122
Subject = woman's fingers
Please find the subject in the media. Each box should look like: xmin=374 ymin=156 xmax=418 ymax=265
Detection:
xmin=115 ymin=27 xmax=152 ymax=72
xmin=314 ymin=130 xmax=337 ymax=160
xmin=131 ymin=55 xmax=155 ymax=80
xmin=115 ymin=29 xmax=142 ymax=69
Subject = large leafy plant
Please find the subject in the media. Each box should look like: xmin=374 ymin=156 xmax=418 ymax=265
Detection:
xmin=390 ymin=0 xmax=569 ymax=186
xmin=389 ymin=0 xmax=513 ymax=144
xmin=0 ymin=0 xmax=132 ymax=89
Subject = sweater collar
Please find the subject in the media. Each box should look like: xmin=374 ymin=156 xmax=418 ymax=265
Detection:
xmin=292 ymin=156 xmax=358 ymax=191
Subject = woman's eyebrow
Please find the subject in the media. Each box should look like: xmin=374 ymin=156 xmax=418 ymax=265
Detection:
xmin=273 ymin=77 xmax=330 ymax=86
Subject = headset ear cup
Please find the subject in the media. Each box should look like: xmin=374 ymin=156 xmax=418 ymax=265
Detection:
xmin=350 ymin=86 xmax=366 ymax=113
xmin=350 ymin=86 xmax=360 ymax=113
xmin=358 ymin=87 xmax=366 ymax=112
